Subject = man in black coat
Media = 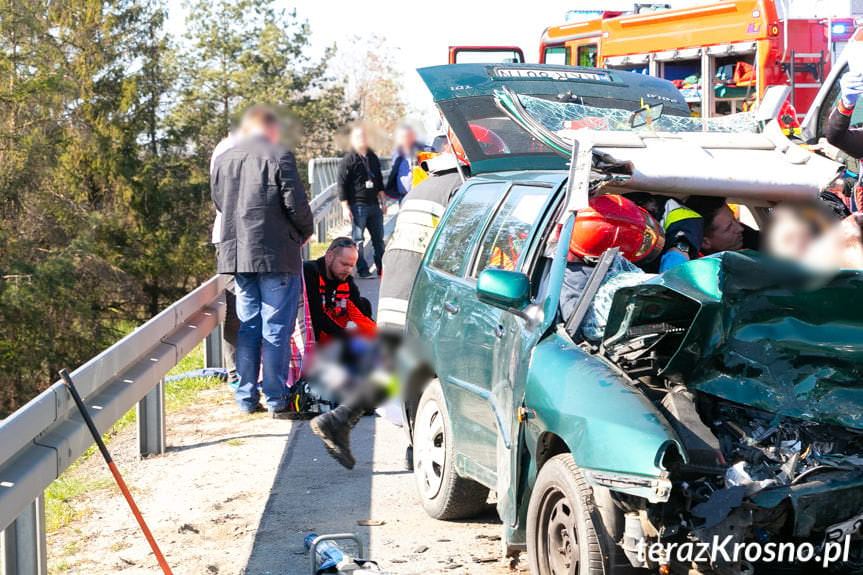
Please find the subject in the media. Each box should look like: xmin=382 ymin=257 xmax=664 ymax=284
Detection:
xmin=338 ymin=126 xmax=387 ymax=278
xmin=211 ymin=105 xmax=314 ymax=416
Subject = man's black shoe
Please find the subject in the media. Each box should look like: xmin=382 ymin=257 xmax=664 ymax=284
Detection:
xmin=240 ymin=404 xmax=265 ymax=415
xmin=270 ymin=408 xmax=294 ymax=420
xmin=357 ymin=270 xmax=373 ymax=279
xmin=310 ymin=407 xmax=362 ymax=469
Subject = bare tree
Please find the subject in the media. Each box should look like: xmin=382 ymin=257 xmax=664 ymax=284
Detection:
xmin=332 ymin=34 xmax=407 ymax=149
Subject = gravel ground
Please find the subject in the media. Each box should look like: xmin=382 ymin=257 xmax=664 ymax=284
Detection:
xmin=47 ymin=386 xmax=528 ymax=575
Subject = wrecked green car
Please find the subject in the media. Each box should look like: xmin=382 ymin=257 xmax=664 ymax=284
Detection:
xmin=398 ymin=64 xmax=861 ymax=574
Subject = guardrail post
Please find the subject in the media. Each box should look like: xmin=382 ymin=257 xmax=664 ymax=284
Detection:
xmin=204 ymin=325 xmax=223 ymax=369
xmin=1 ymin=496 xmax=47 ymax=575
xmin=137 ymin=380 xmax=165 ymax=457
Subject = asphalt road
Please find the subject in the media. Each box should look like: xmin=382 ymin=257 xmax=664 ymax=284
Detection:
xmin=246 ymin=415 xmax=516 ymax=575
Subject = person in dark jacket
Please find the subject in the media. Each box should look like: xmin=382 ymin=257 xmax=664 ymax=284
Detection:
xmin=826 ymin=69 xmax=863 ymax=158
xmin=338 ymin=126 xmax=387 ymax=278
xmin=311 ymin=156 xmax=466 ymax=471
xmin=211 ymin=105 xmax=314 ymax=417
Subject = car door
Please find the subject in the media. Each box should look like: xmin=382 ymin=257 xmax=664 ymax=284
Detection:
xmin=475 ymin=184 xmax=564 ymax=530
xmin=438 ymin=182 xmax=556 ymax=482
xmin=420 ymin=182 xmax=505 ymax=479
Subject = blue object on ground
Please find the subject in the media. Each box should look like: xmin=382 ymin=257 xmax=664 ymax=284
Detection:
xmin=304 ymin=533 xmax=346 ymax=573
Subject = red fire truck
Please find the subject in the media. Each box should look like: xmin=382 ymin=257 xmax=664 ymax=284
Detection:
xmin=537 ymin=1 xmax=855 ymax=120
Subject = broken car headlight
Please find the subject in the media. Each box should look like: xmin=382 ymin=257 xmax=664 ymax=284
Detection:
xmin=583 ymin=468 xmax=673 ymax=503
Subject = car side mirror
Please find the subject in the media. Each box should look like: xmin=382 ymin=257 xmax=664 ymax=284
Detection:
xmin=477 ymin=268 xmax=530 ymax=311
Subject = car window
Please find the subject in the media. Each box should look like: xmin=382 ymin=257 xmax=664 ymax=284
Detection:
xmin=577 ymin=44 xmax=597 ymax=67
xmin=428 ymin=183 xmax=502 ymax=276
xmin=472 ymin=184 xmax=552 ymax=276
xmin=543 ymin=45 xmax=569 ymax=65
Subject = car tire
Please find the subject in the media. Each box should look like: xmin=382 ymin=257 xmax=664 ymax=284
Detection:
xmin=527 ymin=454 xmax=607 ymax=575
xmin=413 ymin=379 xmax=489 ymax=520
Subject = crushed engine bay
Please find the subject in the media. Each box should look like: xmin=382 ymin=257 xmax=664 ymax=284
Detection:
xmin=617 ymin=383 xmax=863 ymax=574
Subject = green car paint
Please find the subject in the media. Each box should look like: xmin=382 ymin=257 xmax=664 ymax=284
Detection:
xmin=416 ymin=64 xmax=689 ymax=175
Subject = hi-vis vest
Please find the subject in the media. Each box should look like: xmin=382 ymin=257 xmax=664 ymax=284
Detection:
xmin=319 ymin=274 xmax=351 ymax=320
xmin=317 ymin=274 xmax=375 ymax=343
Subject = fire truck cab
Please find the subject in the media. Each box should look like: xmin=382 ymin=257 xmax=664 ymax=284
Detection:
xmin=539 ymin=1 xmax=849 ymax=121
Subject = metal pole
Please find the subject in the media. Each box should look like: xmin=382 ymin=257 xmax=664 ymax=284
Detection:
xmin=701 ymin=49 xmax=716 ymax=129
xmin=203 ymin=325 xmax=223 ymax=369
xmin=1 ymin=496 xmax=46 ymax=575
xmin=137 ymin=380 xmax=166 ymax=457
xmin=59 ymin=370 xmax=174 ymax=575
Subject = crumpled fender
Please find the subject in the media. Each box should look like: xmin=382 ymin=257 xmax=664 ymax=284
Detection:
xmin=525 ymin=331 xmax=683 ymax=479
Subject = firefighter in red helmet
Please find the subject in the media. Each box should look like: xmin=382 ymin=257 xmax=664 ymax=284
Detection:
xmin=448 ymin=123 xmax=508 ymax=165
xmin=569 ymin=194 xmax=664 ymax=263
xmin=559 ymin=194 xmax=664 ymax=337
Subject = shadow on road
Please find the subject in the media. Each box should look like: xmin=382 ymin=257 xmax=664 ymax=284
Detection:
xmin=244 ymin=417 xmax=377 ymax=574
xmin=167 ymin=432 xmax=291 ymax=453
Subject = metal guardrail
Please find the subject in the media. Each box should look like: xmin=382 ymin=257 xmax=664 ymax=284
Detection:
xmin=0 ymin=156 xmax=363 ymax=574
xmin=0 ymin=275 xmax=227 ymax=573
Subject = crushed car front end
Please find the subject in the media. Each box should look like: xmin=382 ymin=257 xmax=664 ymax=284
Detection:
xmin=576 ymin=251 xmax=863 ymax=574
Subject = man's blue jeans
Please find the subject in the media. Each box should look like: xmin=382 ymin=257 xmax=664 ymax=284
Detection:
xmin=350 ymin=202 xmax=385 ymax=275
xmin=233 ymin=272 xmax=300 ymax=413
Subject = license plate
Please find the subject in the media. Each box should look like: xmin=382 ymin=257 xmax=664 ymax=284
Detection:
xmin=492 ymin=68 xmax=612 ymax=82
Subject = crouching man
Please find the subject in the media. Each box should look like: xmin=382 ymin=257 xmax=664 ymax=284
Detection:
xmin=302 ymin=237 xmax=375 ymax=344
xmin=306 ymin=238 xmax=381 ymax=469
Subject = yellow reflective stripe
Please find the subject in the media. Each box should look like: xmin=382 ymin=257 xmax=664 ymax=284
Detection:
xmin=663 ymin=207 xmax=701 ymax=230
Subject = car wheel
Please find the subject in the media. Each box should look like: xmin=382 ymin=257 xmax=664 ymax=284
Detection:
xmin=413 ymin=379 xmax=489 ymax=520
xmin=527 ymin=454 xmax=607 ymax=575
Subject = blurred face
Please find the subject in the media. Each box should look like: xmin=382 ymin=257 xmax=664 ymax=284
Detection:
xmin=702 ymin=205 xmax=744 ymax=254
xmin=264 ymin=122 xmax=281 ymax=145
xmin=350 ymin=128 xmax=368 ymax=153
xmin=396 ymin=127 xmax=416 ymax=152
xmin=766 ymin=206 xmax=815 ymax=261
xmin=325 ymin=246 xmax=358 ymax=280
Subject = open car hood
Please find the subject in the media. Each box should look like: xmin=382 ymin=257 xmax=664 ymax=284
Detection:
xmin=604 ymin=251 xmax=863 ymax=430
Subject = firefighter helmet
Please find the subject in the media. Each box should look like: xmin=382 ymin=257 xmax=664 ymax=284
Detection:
xmin=570 ymin=194 xmax=665 ymax=263
xmin=448 ymin=123 xmax=508 ymax=165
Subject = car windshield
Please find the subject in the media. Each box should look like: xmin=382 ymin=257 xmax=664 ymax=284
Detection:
xmin=516 ymin=93 xmax=759 ymax=135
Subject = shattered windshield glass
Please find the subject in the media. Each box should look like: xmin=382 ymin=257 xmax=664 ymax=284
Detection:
xmin=517 ymin=94 xmax=759 ymax=135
